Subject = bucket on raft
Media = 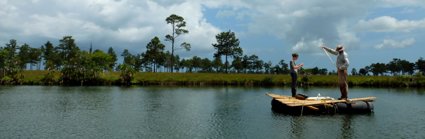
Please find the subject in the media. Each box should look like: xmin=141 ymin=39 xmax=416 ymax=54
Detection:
xmin=271 ymin=99 xmax=374 ymax=115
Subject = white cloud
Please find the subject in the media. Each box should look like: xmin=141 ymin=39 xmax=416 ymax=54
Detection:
xmin=1 ymin=0 xmax=424 ymax=60
xmin=379 ymin=0 xmax=425 ymax=7
xmin=292 ymin=38 xmax=324 ymax=53
xmin=241 ymin=0 xmax=373 ymax=53
xmin=375 ymin=38 xmax=415 ymax=49
xmin=0 ymin=0 xmax=221 ymax=57
xmin=357 ymin=16 xmax=425 ymax=32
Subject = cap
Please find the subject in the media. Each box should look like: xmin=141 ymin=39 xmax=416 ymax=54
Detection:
xmin=336 ymin=45 xmax=344 ymax=52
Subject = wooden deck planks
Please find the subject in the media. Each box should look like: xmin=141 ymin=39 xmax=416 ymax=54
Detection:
xmin=266 ymin=93 xmax=376 ymax=107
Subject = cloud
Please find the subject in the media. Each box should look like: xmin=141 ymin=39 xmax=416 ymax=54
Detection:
xmin=1 ymin=0 xmax=424 ymax=61
xmin=241 ymin=0 xmax=373 ymax=54
xmin=375 ymin=38 xmax=415 ymax=49
xmin=379 ymin=0 xmax=425 ymax=7
xmin=292 ymin=38 xmax=324 ymax=53
xmin=357 ymin=16 xmax=425 ymax=32
xmin=0 ymin=0 xmax=221 ymax=58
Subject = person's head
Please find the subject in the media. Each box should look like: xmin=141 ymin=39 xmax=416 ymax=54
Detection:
xmin=336 ymin=44 xmax=344 ymax=53
xmin=292 ymin=53 xmax=299 ymax=60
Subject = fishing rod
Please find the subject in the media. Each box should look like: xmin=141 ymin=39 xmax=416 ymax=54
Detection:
xmin=322 ymin=47 xmax=335 ymax=65
xmin=319 ymin=44 xmax=335 ymax=65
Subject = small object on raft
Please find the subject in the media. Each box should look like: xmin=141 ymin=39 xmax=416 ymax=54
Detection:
xmin=266 ymin=93 xmax=376 ymax=115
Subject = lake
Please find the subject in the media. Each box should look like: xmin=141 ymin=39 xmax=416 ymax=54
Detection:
xmin=0 ymin=86 xmax=424 ymax=138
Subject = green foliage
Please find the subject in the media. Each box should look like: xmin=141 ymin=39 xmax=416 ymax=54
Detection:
xmin=212 ymin=30 xmax=242 ymax=73
xmin=36 ymin=36 xmax=113 ymax=85
xmin=0 ymin=39 xmax=24 ymax=84
xmin=61 ymin=50 xmax=111 ymax=85
xmin=18 ymin=43 xmax=31 ymax=69
xmin=278 ymin=59 xmax=290 ymax=74
xmin=301 ymin=75 xmax=310 ymax=86
xmin=361 ymin=58 xmax=417 ymax=76
xmin=29 ymin=47 xmax=42 ymax=70
xmin=359 ymin=67 xmax=368 ymax=76
xmin=2 ymin=28 xmax=425 ymax=87
xmin=180 ymin=56 xmax=213 ymax=73
xmin=370 ymin=63 xmax=387 ymax=76
xmin=119 ymin=64 xmax=135 ymax=86
xmin=107 ymin=47 xmax=118 ymax=71
xmin=165 ymin=14 xmax=190 ymax=72
xmin=57 ymin=36 xmax=80 ymax=65
xmin=143 ymin=36 xmax=166 ymax=72
xmin=263 ymin=61 xmax=273 ymax=74
xmin=42 ymin=41 xmax=61 ymax=70
xmin=41 ymin=71 xmax=58 ymax=85
xmin=231 ymin=56 xmax=244 ymax=73
xmin=386 ymin=58 xmax=415 ymax=75
xmin=7 ymin=70 xmax=425 ymax=87
xmin=1 ymin=76 xmax=14 ymax=85
xmin=303 ymin=67 xmax=328 ymax=75
xmin=416 ymin=57 xmax=425 ymax=75
xmin=261 ymin=76 xmax=274 ymax=86
xmin=121 ymin=49 xmax=143 ymax=71
xmin=351 ymin=68 xmax=358 ymax=75
xmin=212 ymin=56 xmax=224 ymax=72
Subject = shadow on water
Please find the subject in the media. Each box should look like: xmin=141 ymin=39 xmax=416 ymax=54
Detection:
xmin=340 ymin=115 xmax=353 ymax=139
xmin=290 ymin=116 xmax=304 ymax=139
xmin=271 ymin=107 xmax=375 ymax=139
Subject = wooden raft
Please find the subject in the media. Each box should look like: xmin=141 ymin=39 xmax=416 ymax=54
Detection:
xmin=266 ymin=93 xmax=376 ymax=107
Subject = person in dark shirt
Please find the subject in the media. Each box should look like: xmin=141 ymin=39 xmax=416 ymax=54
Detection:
xmin=290 ymin=53 xmax=303 ymax=97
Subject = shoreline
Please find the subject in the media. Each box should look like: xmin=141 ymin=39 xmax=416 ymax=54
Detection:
xmin=13 ymin=70 xmax=425 ymax=87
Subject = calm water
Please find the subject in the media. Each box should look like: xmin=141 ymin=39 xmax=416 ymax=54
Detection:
xmin=0 ymin=86 xmax=424 ymax=139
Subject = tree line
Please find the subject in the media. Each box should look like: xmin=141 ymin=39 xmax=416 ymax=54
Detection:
xmin=1 ymin=35 xmax=424 ymax=85
xmin=1 ymin=14 xmax=424 ymax=85
xmin=0 ymin=14 xmax=294 ymax=85
xmin=353 ymin=58 xmax=425 ymax=76
xmin=118 ymin=32 xmax=292 ymax=74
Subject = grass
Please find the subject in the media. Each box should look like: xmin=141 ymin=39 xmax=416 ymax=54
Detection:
xmin=132 ymin=72 xmax=290 ymax=86
xmin=15 ymin=70 xmax=425 ymax=87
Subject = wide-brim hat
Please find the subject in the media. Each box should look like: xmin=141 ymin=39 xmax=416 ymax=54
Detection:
xmin=336 ymin=45 xmax=344 ymax=52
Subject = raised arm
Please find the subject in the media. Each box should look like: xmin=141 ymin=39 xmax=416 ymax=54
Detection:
xmin=322 ymin=46 xmax=338 ymax=55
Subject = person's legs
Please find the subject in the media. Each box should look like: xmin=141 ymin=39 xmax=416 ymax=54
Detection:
xmin=338 ymin=70 xmax=348 ymax=99
xmin=291 ymin=72 xmax=297 ymax=97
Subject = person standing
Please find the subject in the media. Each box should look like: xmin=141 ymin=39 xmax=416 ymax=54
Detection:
xmin=290 ymin=53 xmax=303 ymax=97
xmin=322 ymin=45 xmax=350 ymax=100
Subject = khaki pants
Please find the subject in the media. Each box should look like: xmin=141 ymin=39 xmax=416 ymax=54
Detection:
xmin=338 ymin=69 xmax=348 ymax=98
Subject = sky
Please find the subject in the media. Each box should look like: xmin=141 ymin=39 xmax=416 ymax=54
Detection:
xmin=1 ymin=0 xmax=425 ymax=71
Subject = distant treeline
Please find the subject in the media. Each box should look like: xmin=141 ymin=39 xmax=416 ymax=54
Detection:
xmin=1 ymin=35 xmax=424 ymax=86
xmin=354 ymin=58 xmax=425 ymax=76
xmin=0 ymin=34 xmax=425 ymax=85
xmin=17 ymin=71 xmax=425 ymax=87
xmin=0 ymin=13 xmax=424 ymax=86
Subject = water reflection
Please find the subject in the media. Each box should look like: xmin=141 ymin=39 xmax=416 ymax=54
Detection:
xmin=340 ymin=115 xmax=353 ymax=139
xmin=0 ymin=86 xmax=424 ymax=138
xmin=207 ymin=87 xmax=247 ymax=138
xmin=290 ymin=116 xmax=304 ymax=139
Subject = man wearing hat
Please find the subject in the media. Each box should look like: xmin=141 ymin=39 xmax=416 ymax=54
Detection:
xmin=322 ymin=45 xmax=350 ymax=100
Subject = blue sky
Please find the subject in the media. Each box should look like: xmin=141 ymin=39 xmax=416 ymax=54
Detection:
xmin=1 ymin=0 xmax=424 ymax=71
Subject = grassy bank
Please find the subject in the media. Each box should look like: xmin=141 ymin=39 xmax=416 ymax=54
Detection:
xmin=17 ymin=70 xmax=425 ymax=87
